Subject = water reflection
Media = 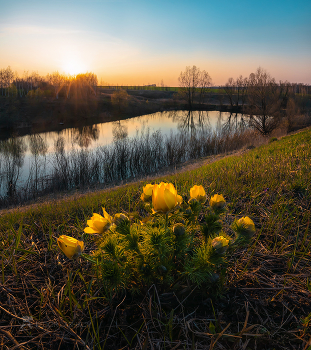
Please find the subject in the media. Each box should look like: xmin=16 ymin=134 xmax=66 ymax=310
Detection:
xmin=28 ymin=134 xmax=48 ymax=156
xmin=71 ymin=125 xmax=99 ymax=148
xmin=0 ymin=110 xmax=252 ymax=201
xmin=0 ymin=136 xmax=27 ymax=197
xmin=222 ymin=113 xmax=249 ymax=133
xmin=28 ymin=134 xmax=48 ymax=194
xmin=169 ymin=110 xmax=210 ymax=133
xmin=112 ymin=121 xmax=128 ymax=141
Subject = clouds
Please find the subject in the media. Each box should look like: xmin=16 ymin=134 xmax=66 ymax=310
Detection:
xmin=0 ymin=25 xmax=82 ymax=37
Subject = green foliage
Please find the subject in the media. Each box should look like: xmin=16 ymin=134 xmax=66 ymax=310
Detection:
xmin=201 ymin=211 xmax=222 ymax=242
xmin=80 ymin=188 xmax=253 ymax=297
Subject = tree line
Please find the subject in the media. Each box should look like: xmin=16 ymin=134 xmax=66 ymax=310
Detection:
xmin=0 ymin=66 xmax=98 ymax=99
xmin=178 ymin=66 xmax=311 ymax=135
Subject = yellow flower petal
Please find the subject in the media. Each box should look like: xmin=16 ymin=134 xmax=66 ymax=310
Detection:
xmin=87 ymin=219 xmax=94 ymax=227
xmin=84 ymin=227 xmax=100 ymax=234
xmin=210 ymin=194 xmax=226 ymax=209
xmin=102 ymin=208 xmax=112 ymax=221
xmin=93 ymin=220 xmax=108 ymax=232
xmin=190 ymin=185 xmax=206 ymax=203
xmin=177 ymin=195 xmax=183 ymax=205
xmin=57 ymin=235 xmax=84 ymax=259
xmin=164 ymin=188 xmax=176 ymax=210
xmin=152 ymin=182 xmax=181 ymax=213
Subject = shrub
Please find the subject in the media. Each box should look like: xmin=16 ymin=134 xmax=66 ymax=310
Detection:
xmin=111 ymin=89 xmax=129 ymax=110
xmin=269 ymin=137 xmax=278 ymax=143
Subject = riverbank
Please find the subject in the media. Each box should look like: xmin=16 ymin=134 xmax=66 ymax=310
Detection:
xmin=0 ymin=90 xmax=240 ymax=139
xmin=0 ymin=126 xmax=310 ymax=349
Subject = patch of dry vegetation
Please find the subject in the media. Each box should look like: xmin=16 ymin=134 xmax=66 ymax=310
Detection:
xmin=0 ymin=127 xmax=310 ymax=349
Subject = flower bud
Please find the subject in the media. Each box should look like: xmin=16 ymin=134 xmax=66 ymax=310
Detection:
xmin=211 ymin=236 xmax=229 ymax=255
xmin=237 ymin=217 xmax=256 ymax=237
xmin=209 ymin=194 xmax=226 ymax=211
xmin=190 ymin=185 xmax=207 ymax=204
xmin=188 ymin=197 xmax=198 ymax=205
xmin=173 ymin=223 xmax=185 ymax=236
xmin=152 ymin=182 xmax=183 ymax=213
xmin=209 ymin=273 xmax=220 ymax=283
xmin=141 ymin=184 xmax=154 ymax=202
xmin=114 ymin=213 xmax=129 ymax=225
xmin=57 ymin=235 xmax=84 ymax=259
xmin=158 ymin=265 xmax=167 ymax=274
xmin=185 ymin=208 xmax=192 ymax=216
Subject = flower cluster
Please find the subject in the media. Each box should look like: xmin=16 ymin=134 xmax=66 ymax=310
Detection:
xmin=57 ymin=182 xmax=255 ymax=296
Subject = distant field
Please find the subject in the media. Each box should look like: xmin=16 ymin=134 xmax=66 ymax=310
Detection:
xmin=98 ymin=85 xmax=224 ymax=93
xmin=98 ymin=86 xmax=311 ymax=98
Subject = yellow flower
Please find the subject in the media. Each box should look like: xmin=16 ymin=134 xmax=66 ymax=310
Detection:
xmin=84 ymin=208 xmax=112 ymax=234
xmin=209 ymin=194 xmax=226 ymax=210
xmin=189 ymin=185 xmax=207 ymax=204
xmin=211 ymin=236 xmax=229 ymax=254
xmin=57 ymin=235 xmax=84 ymax=259
xmin=237 ymin=217 xmax=256 ymax=236
xmin=141 ymin=184 xmax=154 ymax=202
xmin=152 ymin=182 xmax=183 ymax=213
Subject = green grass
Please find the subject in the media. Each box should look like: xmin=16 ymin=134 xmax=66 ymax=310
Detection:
xmin=0 ymin=128 xmax=310 ymax=349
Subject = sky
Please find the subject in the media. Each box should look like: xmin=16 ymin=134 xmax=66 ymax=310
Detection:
xmin=0 ymin=0 xmax=310 ymax=86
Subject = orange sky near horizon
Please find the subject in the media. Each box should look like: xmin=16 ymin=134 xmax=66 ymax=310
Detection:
xmin=3 ymin=51 xmax=310 ymax=87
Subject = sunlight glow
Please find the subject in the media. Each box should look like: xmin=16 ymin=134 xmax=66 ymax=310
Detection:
xmin=62 ymin=57 xmax=87 ymax=75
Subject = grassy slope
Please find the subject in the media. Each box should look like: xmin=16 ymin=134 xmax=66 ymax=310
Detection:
xmin=0 ymin=128 xmax=310 ymax=349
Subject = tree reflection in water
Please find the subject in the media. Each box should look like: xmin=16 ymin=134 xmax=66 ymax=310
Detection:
xmin=112 ymin=121 xmax=128 ymax=142
xmin=71 ymin=125 xmax=99 ymax=148
xmin=0 ymin=136 xmax=27 ymax=197
xmin=221 ymin=112 xmax=249 ymax=134
xmin=168 ymin=110 xmax=211 ymax=134
xmin=0 ymin=110 xmax=258 ymax=207
xmin=28 ymin=134 xmax=48 ymax=194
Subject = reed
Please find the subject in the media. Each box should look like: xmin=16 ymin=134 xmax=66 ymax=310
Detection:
xmin=0 ymin=125 xmax=261 ymax=208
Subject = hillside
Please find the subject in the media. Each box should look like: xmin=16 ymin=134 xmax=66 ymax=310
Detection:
xmin=0 ymin=127 xmax=310 ymax=349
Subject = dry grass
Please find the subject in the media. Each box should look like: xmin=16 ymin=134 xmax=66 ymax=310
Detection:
xmin=0 ymin=127 xmax=310 ymax=349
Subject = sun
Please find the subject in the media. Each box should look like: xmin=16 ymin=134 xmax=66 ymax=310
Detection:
xmin=62 ymin=58 xmax=87 ymax=76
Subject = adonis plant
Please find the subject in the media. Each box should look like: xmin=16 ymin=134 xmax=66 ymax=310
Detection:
xmin=57 ymin=182 xmax=256 ymax=296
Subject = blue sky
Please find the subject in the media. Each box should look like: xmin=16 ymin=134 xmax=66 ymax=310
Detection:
xmin=0 ymin=0 xmax=310 ymax=85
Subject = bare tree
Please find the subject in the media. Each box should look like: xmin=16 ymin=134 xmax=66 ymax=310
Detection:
xmin=236 ymin=75 xmax=248 ymax=109
xmin=223 ymin=77 xmax=235 ymax=108
xmin=178 ymin=66 xmax=212 ymax=109
xmin=223 ymin=75 xmax=248 ymax=109
xmin=247 ymin=67 xmax=282 ymax=135
xmin=47 ymin=71 xmax=64 ymax=99
xmin=0 ymin=67 xmax=14 ymax=97
xmin=0 ymin=69 xmax=4 ymax=96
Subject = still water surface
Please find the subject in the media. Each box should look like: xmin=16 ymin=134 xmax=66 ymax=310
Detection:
xmin=23 ymin=110 xmax=247 ymax=153
xmin=0 ymin=110 xmax=249 ymax=197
